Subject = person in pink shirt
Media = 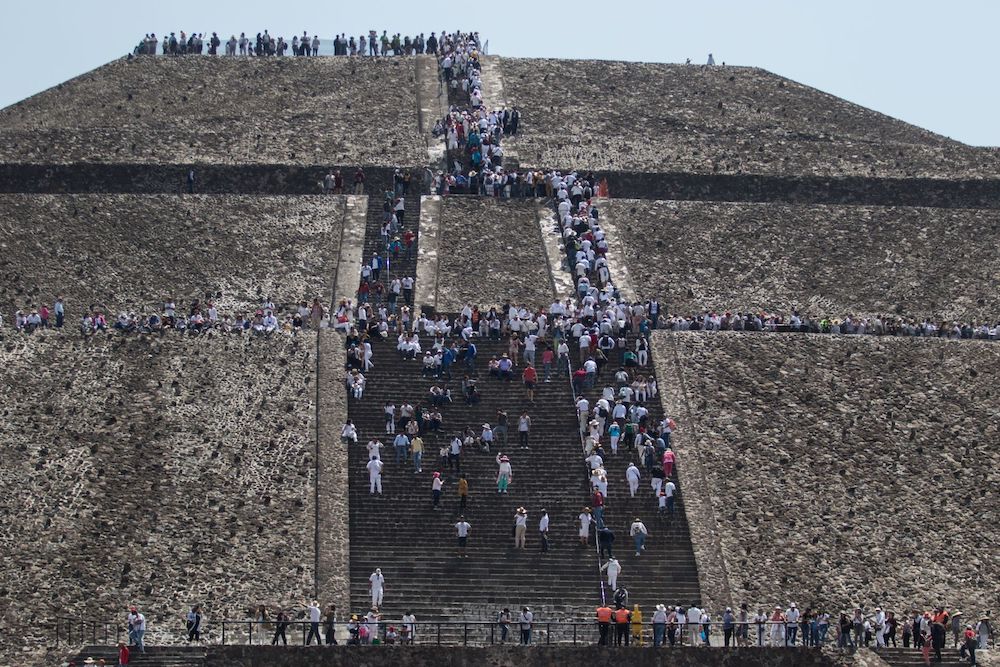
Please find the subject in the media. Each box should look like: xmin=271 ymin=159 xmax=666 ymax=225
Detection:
xmin=662 ymin=449 xmax=676 ymax=478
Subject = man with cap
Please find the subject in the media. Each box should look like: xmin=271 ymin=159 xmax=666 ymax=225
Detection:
xmin=513 ymin=507 xmax=528 ymax=549
xmin=601 ymin=556 xmax=621 ymax=591
xmin=722 ymin=607 xmax=736 ymax=646
xmin=629 ymin=517 xmax=648 ymax=556
xmin=652 ymin=604 xmax=668 ymax=646
xmin=519 ymin=607 xmax=533 ymax=644
xmin=369 ymin=568 xmax=385 ymax=607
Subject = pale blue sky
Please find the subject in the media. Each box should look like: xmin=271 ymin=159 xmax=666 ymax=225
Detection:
xmin=2 ymin=0 xmax=997 ymax=146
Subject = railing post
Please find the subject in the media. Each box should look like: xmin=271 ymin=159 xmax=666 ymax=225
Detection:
xmin=573 ymin=622 xmax=577 ymax=645
xmin=437 ymin=622 xmax=441 ymax=645
xmin=302 ymin=622 xmax=307 ymax=646
xmin=546 ymin=623 xmax=550 ymax=645
xmin=463 ymin=623 xmax=468 ymax=646
xmin=104 ymin=623 xmax=108 ymax=645
xmin=222 ymin=621 xmax=225 ymax=646
xmin=248 ymin=621 xmax=252 ymax=645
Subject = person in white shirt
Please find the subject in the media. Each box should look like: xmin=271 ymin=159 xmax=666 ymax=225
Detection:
xmin=687 ymin=605 xmax=702 ymax=644
xmin=340 ymin=420 xmax=357 ymax=445
xmin=401 ymin=611 xmax=416 ymax=644
xmin=369 ymin=568 xmax=385 ymax=607
xmin=625 ymin=462 xmax=641 ymax=497
xmin=306 ymin=601 xmax=322 ymax=645
xmin=629 ymin=517 xmax=648 ymax=556
xmin=519 ymin=607 xmax=533 ymax=645
xmin=538 ymin=509 xmax=549 ymax=552
xmin=367 ymin=456 xmax=383 ymax=494
xmin=600 ymin=556 xmax=621 ymax=590
xmin=513 ymin=507 xmax=528 ymax=548
xmin=579 ymin=508 xmax=593 ymax=545
xmin=454 ymin=517 xmax=471 ymax=557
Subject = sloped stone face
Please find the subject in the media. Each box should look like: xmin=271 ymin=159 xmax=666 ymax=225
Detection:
xmin=500 ymin=59 xmax=998 ymax=178
xmin=652 ymin=331 xmax=1000 ymax=615
xmin=0 ymin=333 xmax=316 ymax=664
xmin=613 ymin=198 xmax=1000 ymax=321
xmin=0 ymin=56 xmax=425 ymax=166
xmin=435 ymin=197 xmax=555 ymax=311
xmin=0 ymin=194 xmax=346 ymax=315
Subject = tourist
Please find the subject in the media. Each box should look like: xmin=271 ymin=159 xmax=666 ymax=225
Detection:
xmin=325 ymin=605 xmax=338 ymax=645
xmin=455 ymin=515 xmax=471 ymax=558
xmin=522 ymin=363 xmax=537 ymax=402
xmin=601 ymin=556 xmax=621 ymax=591
xmin=117 ymin=641 xmax=129 ymax=665
xmin=513 ymin=507 xmax=528 ymax=549
xmin=629 ymin=517 xmax=648 ymax=556
xmin=614 ymin=605 xmax=631 ymax=646
xmin=497 ymin=608 xmax=511 ymax=643
xmin=631 ymin=604 xmax=644 ymax=646
xmin=401 ymin=611 xmax=416 ymax=644
xmin=538 ymin=509 xmax=549 ymax=552
xmin=367 ymin=456 xmax=383 ymax=495
xmin=126 ymin=605 xmax=145 ymax=654
xmin=272 ymin=609 xmax=288 ymax=646
xmin=519 ymin=607 xmax=533 ymax=645
xmin=432 ymin=471 xmax=444 ymax=509
xmin=185 ymin=605 xmax=201 ymax=642
xmin=496 ymin=453 xmax=512 ymax=493
xmin=517 ymin=411 xmax=531 ymax=449
xmin=369 ymin=568 xmax=385 ymax=607
xmin=626 ymin=461 xmax=641 ymax=497
xmin=578 ymin=507 xmax=593 ymax=546
xmin=305 ymin=601 xmax=322 ymax=645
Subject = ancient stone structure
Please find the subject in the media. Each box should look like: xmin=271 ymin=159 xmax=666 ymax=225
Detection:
xmin=499 ymin=58 xmax=999 ymax=178
xmin=0 ymin=333 xmax=317 ymax=662
xmin=0 ymin=57 xmax=425 ymax=165
xmin=434 ymin=197 xmax=555 ymax=311
xmin=0 ymin=44 xmax=997 ymax=667
xmin=612 ymin=198 xmax=1000 ymax=320
xmin=651 ymin=332 xmax=1000 ymax=615
xmin=0 ymin=193 xmax=349 ymax=315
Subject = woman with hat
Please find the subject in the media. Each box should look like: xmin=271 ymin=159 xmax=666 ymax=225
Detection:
xmin=652 ymin=604 xmax=668 ymax=646
xmin=496 ymin=453 xmax=512 ymax=493
xmin=513 ymin=507 xmax=528 ymax=548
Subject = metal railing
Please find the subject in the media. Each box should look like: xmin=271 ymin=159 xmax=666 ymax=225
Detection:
xmin=56 ymin=617 xmax=980 ymax=649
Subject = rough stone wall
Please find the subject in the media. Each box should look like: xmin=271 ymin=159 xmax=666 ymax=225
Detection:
xmin=0 ymin=332 xmax=317 ymax=665
xmin=613 ymin=199 xmax=1000 ymax=321
xmin=499 ymin=59 xmax=998 ymax=178
xmin=316 ymin=331 xmax=350 ymax=613
xmin=0 ymin=56 xmax=425 ymax=166
xmin=203 ymin=645 xmax=841 ymax=666
xmin=435 ymin=197 xmax=555 ymax=311
xmin=0 ymin=194 xmax=346 ymax=316
xmin=651 ymin=331 xmax=1000 ymax=615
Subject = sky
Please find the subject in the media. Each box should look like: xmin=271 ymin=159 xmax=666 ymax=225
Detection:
xmin=2 ymin=0 xmax=998 ymax=146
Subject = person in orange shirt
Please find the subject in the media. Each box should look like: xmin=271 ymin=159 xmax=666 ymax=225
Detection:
xmin=596 ymin=604 xmax=613 ymax=646
xmin=614 ymin=606 xmax=631 ymax=646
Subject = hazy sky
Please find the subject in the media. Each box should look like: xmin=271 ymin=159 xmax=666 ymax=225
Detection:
xmin=2 ymin=0 xmax=997 ymax=146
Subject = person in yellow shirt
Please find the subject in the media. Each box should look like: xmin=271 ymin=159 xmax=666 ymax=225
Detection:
xmin=631 ymin=604 xmax=644 ymax=646
xmin=458 ymin=476 xmax=469 ymax=512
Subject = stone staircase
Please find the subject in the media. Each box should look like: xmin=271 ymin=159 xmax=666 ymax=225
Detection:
xmin=876 ymin=646 xmax=970 ymax=666
xmin=360 ymin=172 xmax=422 ymax=302
xmin=67 ymin=645 xmax=206 ymax=666
xmin=575 ymin=339 xmax=702 ymax=613
xmin=346 ymin=335 xmax=602 ymax=630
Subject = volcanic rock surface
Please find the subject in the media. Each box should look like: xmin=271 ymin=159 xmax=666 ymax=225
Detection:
xmin=0 ymin=194 xmax=347 ymax=317
xmin=0 ymin=56 xmax=425 ymax=166
xmin=0 ymin=332 xmax=317 ymax=664
xmin=499 ymin=58 xmax=998 ymax=177
xmin=653 ymin=331 xmax=1000 ymax=615
xmin=613 ymin=198 xmax=1000 ymax=321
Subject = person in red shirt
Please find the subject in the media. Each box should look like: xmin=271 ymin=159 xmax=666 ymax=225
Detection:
xmin=403 ymin=229 xmax=416 ymax=260
xmin=118 ymin=641 xmax=130 ymax=665
xmin=541 ymin=346 xmax=555 ymax=382
xmin=522 ymin=364 xmax=538 ymax=402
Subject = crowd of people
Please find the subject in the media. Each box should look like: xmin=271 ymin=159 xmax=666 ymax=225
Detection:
xmin=0 ymin=297 xmax=331 ymax=337
xmin=132 ymin=29 xmax=481 ymax=58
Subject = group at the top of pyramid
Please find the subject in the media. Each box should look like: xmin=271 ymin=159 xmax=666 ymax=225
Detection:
xmin=132 ymin=29 xmax=480 ymax=58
